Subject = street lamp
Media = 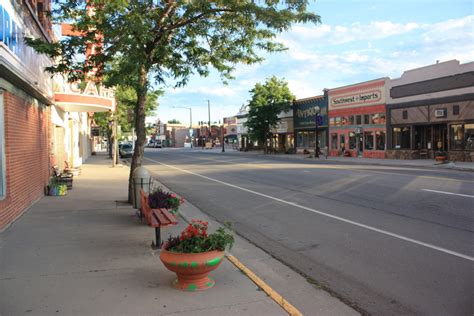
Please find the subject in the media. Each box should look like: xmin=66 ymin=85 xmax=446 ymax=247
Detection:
xmin=206 ymin=100 xmax=211 ymax=142
xmin=172 ymin=106 xmax=193 ymax=148
xmin=314 ymin=106 xmax=321 ymax=158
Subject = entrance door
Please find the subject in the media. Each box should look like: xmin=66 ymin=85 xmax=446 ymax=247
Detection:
xmin=357 ymin=133 xmax=363 ymax=157
xmin=433 ymin=124 xmax=448 ymax=151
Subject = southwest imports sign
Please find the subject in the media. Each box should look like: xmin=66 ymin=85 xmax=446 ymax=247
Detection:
xmin=329 ymin=80 xmax=386 ymax=110
xmin=330 ymin=90 xmax=382 ymax=108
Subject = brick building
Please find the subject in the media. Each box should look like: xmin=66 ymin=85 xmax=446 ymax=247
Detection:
xmin=0 ymin=0 xmax=54 ymax=230
xmin=328 ymin=79 xmax=388 ymax=158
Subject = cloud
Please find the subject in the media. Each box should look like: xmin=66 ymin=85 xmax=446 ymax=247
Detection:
xmin=169 ymin=86 xmax=238 ymax=97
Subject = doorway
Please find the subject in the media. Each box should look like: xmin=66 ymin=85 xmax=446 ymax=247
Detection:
xmin=357 ymin=133 xmax=363 ymax=157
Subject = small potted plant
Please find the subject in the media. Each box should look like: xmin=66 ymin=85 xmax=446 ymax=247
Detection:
xmin=435 ymin=151 xmax=448 ymax=162
xmin=46 ymin=177 xmax=67 ymax=196
xmin=148 ymin=187 xmax=184 ymax=215
xmin=160 ymin=220 xmax=234 ymax=291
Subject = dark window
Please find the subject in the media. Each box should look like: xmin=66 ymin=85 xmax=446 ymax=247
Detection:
xmin=453 ymin=105 xmax=459 ymax=115
xmin=364 ymin=132 xmax=374 ymax=150
xmin=402 ymin=111 xmax=408 ymax=119
xmin=349 ymin=116 xmax=355 ymax=125
xmin=376 ymin=131 xmax=385 ymax=150
xmin=340 ymin=134 xmax=345 ymax=150
xmin=392 ymin=127 xmax=411 ymax=149
xmin=356 ymin=115 xmax=362 ymax=125
xmin=364 ymin=114 xmax=370 ymax=124
xmin=349 ymin=132 xmax=357 ymax=149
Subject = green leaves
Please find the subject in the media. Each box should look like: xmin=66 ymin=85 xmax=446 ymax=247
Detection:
xmin=245 ymin=76 xmax=295 ymax=148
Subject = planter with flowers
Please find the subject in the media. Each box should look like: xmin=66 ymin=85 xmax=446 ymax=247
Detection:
xmin=148 ymin=187 xmax=184 ymax=215
xmin=160 ymin=220 xmax=234 ymax=291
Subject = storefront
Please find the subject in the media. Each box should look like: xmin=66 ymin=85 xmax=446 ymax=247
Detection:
xmin=386 ymin=60 xmax=474 ymax=161
xmin=293 ymin=94 xmax=328 ymax=153
xmin=328 ymin=79 xmax=388 ymax=158
xmin=270 ymin=113 xmax=294 ymax=152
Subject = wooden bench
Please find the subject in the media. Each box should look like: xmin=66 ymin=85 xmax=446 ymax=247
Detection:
xmin=140 ymin=189 xmax=178 ymax=247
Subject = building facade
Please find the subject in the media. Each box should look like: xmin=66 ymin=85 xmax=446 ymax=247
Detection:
xmin=328 ymin=79 xmax=388 ymax=158
xmin=293 ymin=94 xmax=328 ymax=153
xmin=0 ymin=0 xmax=54 ymax=230
xmin=270 ymin=111 xmax=293 ymax=152
xmin=386 ymin=60 xmax=474 ymax=161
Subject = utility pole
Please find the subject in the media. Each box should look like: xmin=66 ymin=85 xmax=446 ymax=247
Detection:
xmin=314 ymin=106 xmax=320 ymax=158
xmin=207 ymin=100 xmax=211 ymax=142
xmin=222 ymin=120 xmax=225 ymax=153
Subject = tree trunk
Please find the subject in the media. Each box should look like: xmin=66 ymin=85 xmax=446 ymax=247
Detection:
xmin=128 ymin=65 xmax=148 ymax=203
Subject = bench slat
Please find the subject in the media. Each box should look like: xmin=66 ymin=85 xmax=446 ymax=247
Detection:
xmin=160 ymin=208 xmax=178 ymax=224
xmin=152 ymin=209 xmax=172 ymax=226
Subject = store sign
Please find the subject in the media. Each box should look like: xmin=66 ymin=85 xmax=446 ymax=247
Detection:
xmin=0 ymin=3 xmax=20 ymax=56
xmin=331 ymin=90 xmax=382 ymax=108
xmin=293 ymin=97 xmax=327 ymax=129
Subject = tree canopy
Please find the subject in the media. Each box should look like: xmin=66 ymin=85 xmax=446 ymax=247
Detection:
xmin=26 ymin=0 xmax=320 ymax=201
xmin=245 ymin=76 xmax=295 ymax=152
xmin=167 ymin=119 xmax=181 ymax=124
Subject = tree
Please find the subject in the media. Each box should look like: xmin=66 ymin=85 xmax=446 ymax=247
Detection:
xmin=93 ymin=85 xmax=161 ymax=158
xmin=167 ymin=119 xmax=181 ymax=124
xmin=245 ymin=76 xmax=295 ymax=153
xmin=26 ymin=0 xmax=320 ymax=202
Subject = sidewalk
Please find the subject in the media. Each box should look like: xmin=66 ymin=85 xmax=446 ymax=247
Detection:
xmin=0 ymin=153 xmax=358 ymax=316
xmin=194 ymin=146 xmax=474 ymax=172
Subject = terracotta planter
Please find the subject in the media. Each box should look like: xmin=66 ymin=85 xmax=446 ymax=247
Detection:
xmin=160 ymin=248 xmax=225 ymax=291
xmin=435 ymin=156 xmax=447 ymax=162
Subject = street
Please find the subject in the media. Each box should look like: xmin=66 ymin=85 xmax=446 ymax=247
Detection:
xmin=141 ymin=148 xmax=473 ymax=316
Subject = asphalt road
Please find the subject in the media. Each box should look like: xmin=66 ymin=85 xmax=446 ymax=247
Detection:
xmin=141 ymin=148 xmax=473 ymax=316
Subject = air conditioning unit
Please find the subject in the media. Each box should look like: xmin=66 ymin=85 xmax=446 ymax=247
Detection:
xmin=434 ymin=109 xmax=446 ymax=118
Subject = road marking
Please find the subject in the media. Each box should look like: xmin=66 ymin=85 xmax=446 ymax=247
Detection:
xmin=226 ymin=255 xmax=303 ymax=316
xmin=144 ymin=157 xmax=474 ymax=262
xmin=422 ymin=189 xmax=474 ymax=198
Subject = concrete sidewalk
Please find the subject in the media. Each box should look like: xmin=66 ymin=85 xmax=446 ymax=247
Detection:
xmin=191 ymin=146 xmax=474 ymax=172
xmin=0 ymin=153 xmax=358 ymax=316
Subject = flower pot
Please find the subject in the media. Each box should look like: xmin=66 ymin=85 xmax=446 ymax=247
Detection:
xmin=435 ymin=156 xmax=447 ymax=162
xmin=160 ymin=249 xmax=225 ymax=291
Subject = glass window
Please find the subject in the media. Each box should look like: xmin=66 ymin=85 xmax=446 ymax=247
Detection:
xmin=0 ymin=94 xmax=5 ymax=198
xmin=450 ymin=124 xmax=463 ymax=150
xmin=340 ymin=134 xmax=345 ymax=150
xmin=331 ymin=133 xmax=338 ymax=149
xmin=453 ymin=105 xmax=459 ymax=115
xmin=349 ymin=132 xmax=357 ymax=149
xmin=335 ymin=117 xmax=341 ymax=126
xmin=465 ymin=124 xmax=474 ymax=151
xmin=392 ymin=127 xmax=411 ymax=149
xmin=379 ymin=113 xmax=386 ymax=124
xmin=349 ymin=116 xmax=355 ymax=125
xmin=356 ymin=115 xmax=362 ymax=125
xmin=308 ymin=131 xmax=315 ymax=148
xmin=376 ymin=131 xmax=385 ymax=150
xmin=363 ymin=114 xmax=371 ymax=125
xmin=364 ymin=131 xmax=374 ymax=150
xmin=341 ymin=116 xmax=348 ymax=126
xmin=402 ymin=111 xmax=408 ymax=119
xmin=329 ymin=118 xmax=335 ymax=127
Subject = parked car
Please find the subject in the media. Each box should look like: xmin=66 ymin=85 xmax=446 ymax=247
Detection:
xmin=119 ymin=143 xmax=133 ymax=158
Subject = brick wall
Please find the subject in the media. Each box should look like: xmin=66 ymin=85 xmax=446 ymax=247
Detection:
xmin=0 ymin=91 xmax=50 ymax=230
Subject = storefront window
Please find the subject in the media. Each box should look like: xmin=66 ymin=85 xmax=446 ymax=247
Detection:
xmin=364 ymin=131 xmax=374 ymax=150
xmin=329 ymin=118 xmax=335 ymax=126
xmin=341 ymin=116 xmax=348 ymax=126
xmin=349 ymin=116 xmax=355 ymax=125
xmin=376 ymin=131 xmax=385 ymax=150
xmin=340 ymin=134 xmax=345 ymax=150
xmin=392 ymin=127 xmax=411 ymax=149
xmin=450 ymin=124 xmax=463 ymax=150
xmin=349 ymin=132 xmax=356 ymax=149
xmin=356 ymin=115 xmax=362 ymax=125
xmin=465 ymin=124 xmax=474 ymax=151
xmin=308 ymin=131 xmax=315 ymax=148
xmin=335 ymin=117 xmax=341 ymax=126
xmin=364 ymin=114 xmax=371 ymax=125
xmin=379 ymin=113 xmax=386 ymax=124
xmin=331 ymin=133 xmax=338 ymax=149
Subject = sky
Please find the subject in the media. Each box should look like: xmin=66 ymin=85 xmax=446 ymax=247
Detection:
xmin=150 ymin=0 xmax=474 ymax=126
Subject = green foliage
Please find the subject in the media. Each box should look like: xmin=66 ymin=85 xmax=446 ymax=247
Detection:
xmin=165 ymin=220 xmax=234 ymax=253
xmin=245 ymin=76 xmax=295 ymax=148
xmin=167 ymin=119 xmax=181 ymax=124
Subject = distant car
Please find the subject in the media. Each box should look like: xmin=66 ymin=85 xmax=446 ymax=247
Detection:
xmin=119 ymin=143 xmax=133 ymax=158
xmin=154 ymin=140 xmax=162 ymax=148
